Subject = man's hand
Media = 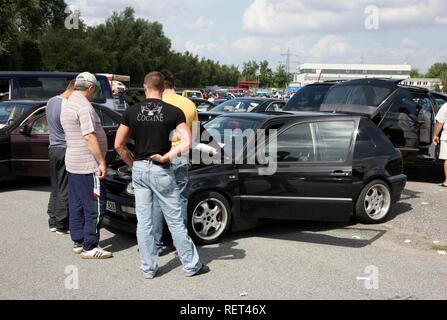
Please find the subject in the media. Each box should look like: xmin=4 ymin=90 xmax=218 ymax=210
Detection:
xmin=433 ymin=136 xmax=440 ymax=146
xmin=150 ymin=154 xmax=170 ymax=164
xmin=97 ymin=161 xmax=107 ymax=179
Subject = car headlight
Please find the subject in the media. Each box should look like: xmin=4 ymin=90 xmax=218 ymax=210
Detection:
xmin=126 ymin=182 xmax=135 ymax=195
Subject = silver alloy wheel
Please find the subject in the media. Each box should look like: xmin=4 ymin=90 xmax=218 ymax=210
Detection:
xmin=192 ymin=198 xmax=228 ymax=241
xmin=363 ymin=184 xmax=391 ymax=220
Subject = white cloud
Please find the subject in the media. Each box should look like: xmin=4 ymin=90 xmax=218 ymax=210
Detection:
xmin=184 ymin=16 xmax=215 ymax=31
xmin=67 ymin=0 xmax=187 ymax=25
xmin=435 ymin=16 xmax=447 ymax=24
xmin=401 ymin=37 xmax=421 ymax=50
xmin=242 ymin=0 xmax=447 ymax=36
xmin=310 ymin=36 xmax=358 ymax=59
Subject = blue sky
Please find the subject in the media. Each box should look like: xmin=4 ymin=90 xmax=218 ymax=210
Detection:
xmin=67 ymin=0 xmax=447 ymax=72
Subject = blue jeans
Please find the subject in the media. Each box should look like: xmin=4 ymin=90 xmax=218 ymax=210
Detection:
xmin=153 ymin=156 xmax=189 ymax=249
xmin=132 ymin=160 xmax=202 ymax=277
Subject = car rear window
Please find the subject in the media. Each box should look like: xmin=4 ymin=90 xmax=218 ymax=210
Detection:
xmin=284 ymin=85 xmax=332 ymax=111
xmin=323 ymin=85 xmax=392 ymax=107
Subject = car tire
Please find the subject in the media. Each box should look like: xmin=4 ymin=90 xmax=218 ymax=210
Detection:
xmin=188 ymin=191 xmax=232 ymax=245
xmin=355 ymin=179 xmax=392 ymax=224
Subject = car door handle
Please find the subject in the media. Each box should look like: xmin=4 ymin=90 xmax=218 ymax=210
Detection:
xmin=331 ymin=170 xmax=350 ymax=177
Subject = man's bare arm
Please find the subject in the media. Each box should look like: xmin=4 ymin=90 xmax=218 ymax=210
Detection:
xmin=114 ymin=124 xmax=134 ymax=168
xmin=150 ymin=123 xmax=191 ymax=163
xmin=433 ymin=121 xmax=444 ymax=145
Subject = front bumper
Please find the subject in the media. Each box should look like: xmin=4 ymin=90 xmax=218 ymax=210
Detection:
xmin=104 ymin=191 xmax=136 ymax=234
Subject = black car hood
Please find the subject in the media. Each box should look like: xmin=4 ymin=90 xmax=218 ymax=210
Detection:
xmin=199 ymin=111 xmax=224 ymax=117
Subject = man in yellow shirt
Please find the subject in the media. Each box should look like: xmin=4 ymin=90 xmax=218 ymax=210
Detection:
xmin=154 ymin=70 xmax=199 ymax=254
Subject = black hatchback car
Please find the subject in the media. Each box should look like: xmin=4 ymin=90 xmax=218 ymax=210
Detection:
xmin=105 ymin=112 xmax=406 ymax=244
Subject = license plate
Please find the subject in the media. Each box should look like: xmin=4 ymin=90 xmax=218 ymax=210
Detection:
xmin=106 ymin=201 xmax=117 ymax=213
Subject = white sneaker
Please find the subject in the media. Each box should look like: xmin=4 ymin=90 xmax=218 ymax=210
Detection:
xmin=80 ymin=247 xmax=113 ymax=259
xmin=49 ymin=228 xmax=57 ymax=232
xmin=73 ymin=243 xmax=83 ymax=255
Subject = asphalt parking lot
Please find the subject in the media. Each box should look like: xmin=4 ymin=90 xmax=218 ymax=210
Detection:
xmin=0 ymin=168 xmax=446 ymax=300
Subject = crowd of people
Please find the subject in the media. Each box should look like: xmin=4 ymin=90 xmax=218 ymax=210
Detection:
xmin=46 ymin=70 xmax=210 ymax=278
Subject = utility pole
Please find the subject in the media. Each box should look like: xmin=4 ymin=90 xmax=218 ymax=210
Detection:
xmin=279 ymin=47 xmax=300 ymax=90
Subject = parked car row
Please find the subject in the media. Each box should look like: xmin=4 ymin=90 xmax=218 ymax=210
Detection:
xmin=4 ymin=75 xmax=447 ymax=246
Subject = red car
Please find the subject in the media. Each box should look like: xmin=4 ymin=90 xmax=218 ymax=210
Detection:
xmin=0 ymin=100 xmax=121 ymax=179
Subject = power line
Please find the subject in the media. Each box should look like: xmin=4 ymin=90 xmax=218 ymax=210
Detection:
xmin=279 ymin=47 xmax=300 ymax=88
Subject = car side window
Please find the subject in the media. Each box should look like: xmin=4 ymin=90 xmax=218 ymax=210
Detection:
xmin=276 ymin=123 xmax=315 ymax=162
xmin=266 ymin=102 xmax=285 ymax=111
xmin=31 ymin=116 xmax=48 ymax=134
xmin=314 ymin=121 xmax=355 ymax=162
xmin=276 ymin=121 xmax=354 ymax=163
xmin=96 ymin=109 xmax=119 ymax=127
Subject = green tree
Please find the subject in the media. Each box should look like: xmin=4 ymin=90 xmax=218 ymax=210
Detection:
xmin=410 ymin=69 xmax=422 ymax=78
xmin=427 ymin=63 xmax=447 ymax=93
xmin=426 ymin=63 xmax=447 ymax=78
xmin=0 ymin=0 xmax=66 ymax=69
xmin=258 ymin=60 xmax=273 ymax=87
xmin=273 ymin=64 xmax=292 ymax=88
xmin=242 ymin=60 xmax=259 ymax=81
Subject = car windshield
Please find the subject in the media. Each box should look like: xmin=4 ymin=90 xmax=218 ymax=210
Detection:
xmin=187 ymin=92 xmax=202 ymax=98
xmin=203 ymin=116 xmax=261 ymax=158
xmin=284 ymin=85 xmax=332 ymax=111
xmin=0 ymin=103 xmax=33 ymax=129
xmin=322 ymin=84 xmax=392 ymax=108
xmin=211 ymin=99 xmax=261 ymax=113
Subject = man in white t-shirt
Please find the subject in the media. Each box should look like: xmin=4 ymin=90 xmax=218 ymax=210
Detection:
xmin=433 ymin=102 xmax=447 ymax=187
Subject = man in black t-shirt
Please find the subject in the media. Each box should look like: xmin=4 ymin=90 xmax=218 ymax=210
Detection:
xmin=114 ymin=72 xmax=209 ymax=278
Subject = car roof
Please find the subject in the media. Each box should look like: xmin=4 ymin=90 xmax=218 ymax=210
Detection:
xmin=0 ymin=71 xmax=106 ymax=78
xmin=332 ymin=78 xmax=401 ymax=89
xmin=218 ymin=111 xmax=360 ymax=122
xmin=0 ymin=100 xmax=46 ymax=106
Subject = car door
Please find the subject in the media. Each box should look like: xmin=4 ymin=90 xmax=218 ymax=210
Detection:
xmin=10 ymin=114 xmax=50 ymax=177
xmin=237 ymin=119 xmax=355 ymax=222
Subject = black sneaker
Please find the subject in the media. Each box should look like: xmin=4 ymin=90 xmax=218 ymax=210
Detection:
xmin=56 ymin=229 xmax=70 ymax=235
xmin=191 ymin=264 xmax=210 ymax=277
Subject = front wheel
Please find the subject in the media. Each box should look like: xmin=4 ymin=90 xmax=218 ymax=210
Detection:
xmin=188 ymin=192 xmax=232 ymax=245
xmin=355 ymin=180 xmax=392 ymax=224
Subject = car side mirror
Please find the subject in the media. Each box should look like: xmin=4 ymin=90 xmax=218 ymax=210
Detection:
xmin=19 ymin=124 xmax=31 ymax=136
